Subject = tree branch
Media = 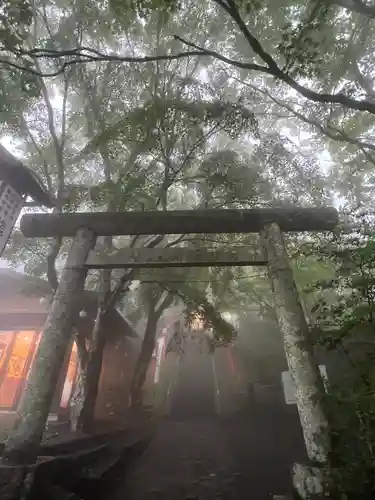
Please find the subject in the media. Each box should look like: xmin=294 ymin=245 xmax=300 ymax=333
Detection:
xmin=155 ymin=291 xmax=174 ymax=316
xmin=46 ymin=236 xmax=62 ymax=292
xmin=350 ymin=56 xmax=375 ymax=99
xmin=219 ymin=0 xmax=375 ymax=111
xmin=34 ymin=62 xmax=66 ymax=290
xmin=165 ymin=234 xmax=187 ymax=247
xmin=174 ymin=32 xmax=375 ymax=115
xmin=60 ymin=76 xmax=69 ymax=155
xmin=102 ymin=234 xmax=166 ymax=312
xmin=105 ymin=269 xmax=135 ymax=310
xmin=239 ymin=80 xmax=375 ymax=165
xmin=1 ymin=47 xmax=228 ymax=77
xmin=4 ymin=30 xmax=374 ymax=113
xmin=20 ymin=114 xmax=54 ymax=194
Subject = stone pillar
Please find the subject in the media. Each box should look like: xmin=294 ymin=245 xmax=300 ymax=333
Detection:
xmin=261 ymin=223 xmax=331 ymax=498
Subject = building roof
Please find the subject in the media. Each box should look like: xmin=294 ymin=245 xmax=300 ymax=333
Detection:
xmin=0 ymin=269 xmax=137 ymax=338
xmin=0 ymin=144 xmax=55 ymax=208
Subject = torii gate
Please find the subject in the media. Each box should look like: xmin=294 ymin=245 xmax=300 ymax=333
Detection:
xmin=2 ymin=206 xmax=338 ymax=498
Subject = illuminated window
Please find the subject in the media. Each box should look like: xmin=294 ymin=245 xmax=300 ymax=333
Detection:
xmin=0 ymin=331 xmax=39 ymax=409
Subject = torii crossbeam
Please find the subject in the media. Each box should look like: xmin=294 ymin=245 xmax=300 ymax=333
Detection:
xmin=20 ymin=206 xmax=338 ymax=237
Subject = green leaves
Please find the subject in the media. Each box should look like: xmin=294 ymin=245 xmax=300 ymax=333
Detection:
xmin=79 ymin=97 xmax=259 ymax=159
xmin=197 ymin=149 xmax=263 ymax=207
xmin=277 ymin=2 xmax=333 ymax=78
xmin=181 ymin=285 xmax=237 ymax=346
xmin=240 ymin=0 xmax=262 ymax=15
xmin=300 ymin=217 xmax=375 ymax=495
xmin=309 ymin=214 xmax=375 ymax=341
xmin=110 ymin=0 xmax=180 ymax=24
xmin=88 ymin=174 xmax=154 ymax=210
xmin=0 ymin=0 xmax=32 ymax=52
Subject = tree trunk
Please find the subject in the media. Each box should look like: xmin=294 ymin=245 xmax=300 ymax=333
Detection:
xmin=261 ymin=223 xmax=331 ymax=496
xmin=69 ymin=307 xmax=108 ymax=432
xmin=129 ymin=311 xmax=158 ymax=408
xmin=129 ymin=289 xmax=173 ymax=408
xmin=68 ymin=327 xmax=87 ymax=431
xmin=1 ymin=228 xmax=96 ymax=465
xmin=70 ymin=344 xmax=106 ymax=433
xmin=69 ymin=269 xmax=134 ymax=431
xmin=77 ymin=321 xmax=106 ymax=432
xmin=69 ymin=355 xmax=87 ymax=433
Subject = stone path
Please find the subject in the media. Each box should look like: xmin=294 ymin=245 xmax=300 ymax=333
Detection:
xmin=113 ymin=346 xmax=306 ymax=500
xmin=118 ymin=420 xmax=245 ymax=500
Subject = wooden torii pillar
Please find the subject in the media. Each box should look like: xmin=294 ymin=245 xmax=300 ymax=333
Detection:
xmin=3 ymin=206 xmax=338 ymax=498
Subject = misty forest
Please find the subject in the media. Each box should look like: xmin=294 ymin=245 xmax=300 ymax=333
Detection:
xmin=0 ymin=0 xmax=375 ymax=499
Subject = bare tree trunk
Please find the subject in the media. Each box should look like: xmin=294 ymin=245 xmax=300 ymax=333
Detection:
xmin=69 ymin=262 xmax=133 ymax=430
xmin=1 ymin=228 xmax=96 ymax=465
xmin=78 ymin=329 xmax=106 ymax=431
xmin=129 ymin=310 xmax=159 ymax=408
xmin=78 ymin=245 xmax=162 ymax=422
xmin=261 ymin=223 xmax=331 ymax=497
xmin=129 ymin=290 xmax=173 ymax=408
xmin=69 ymin=354 xmax=87 ymax=433
xmin=71 ymin=138 xmax=114 ymax=432
xmin=68 ymin=326 xmax=89 ymax=432
xmin=70 ymin=309 xmax=107 ymax=432
xmin=75 ymin=261 xmax=112 ymax=431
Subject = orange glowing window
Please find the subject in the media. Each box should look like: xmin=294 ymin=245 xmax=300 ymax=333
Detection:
xmin=6 ymin=332 xmax=35 ymax=379
xmin=0 ymin=330 xmax=39 ymax=409
xmin=0 ymin=334 xmax=12 ymax=372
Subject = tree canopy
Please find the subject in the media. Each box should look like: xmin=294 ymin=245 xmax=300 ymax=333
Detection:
xmin=1 ymin=0 xmax=375 ymax=491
